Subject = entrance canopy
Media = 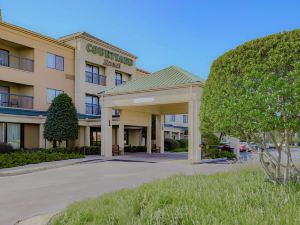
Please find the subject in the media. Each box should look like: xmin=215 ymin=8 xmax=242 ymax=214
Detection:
xmin=99 ymin=66 xmax=204 ymax=162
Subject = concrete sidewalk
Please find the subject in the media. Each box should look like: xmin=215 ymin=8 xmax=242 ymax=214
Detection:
xmin=0 ymin=155 xmax=104 ymax=177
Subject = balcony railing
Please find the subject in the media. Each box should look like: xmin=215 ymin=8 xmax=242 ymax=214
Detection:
xmin=85 ymin=71 xmax=106 ymax=86
xmin=115 ymin=79 xmax=126 ymax=86
xmin=0 ymin=92 xmax=33 ymax=109
xmin=0 ymin=52 xmax=34 ymax=72
xmin=85 ymin=103 xmax=100 ymax=115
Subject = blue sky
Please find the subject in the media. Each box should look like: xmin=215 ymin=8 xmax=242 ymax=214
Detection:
xmin=1 ymin=0 xmax=300 ymax=79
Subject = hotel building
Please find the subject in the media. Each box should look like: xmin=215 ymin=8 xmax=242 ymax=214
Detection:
xmin=0 ymin=15 xmax=203 ymax=161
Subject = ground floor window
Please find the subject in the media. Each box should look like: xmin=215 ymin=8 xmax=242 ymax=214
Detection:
xmin=0 ymin=122 xmax=23 ymax=149
xmin=90 ymin=127 xmax=101 ymax=146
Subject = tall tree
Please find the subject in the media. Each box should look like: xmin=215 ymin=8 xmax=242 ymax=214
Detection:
xmin=200 ymin=29 xmax=300 ymax=184
xmin=44 ymin=93 xmax=78 ymax=147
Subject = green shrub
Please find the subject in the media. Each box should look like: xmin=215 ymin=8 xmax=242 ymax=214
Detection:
xmin=0 ymin=150 xmax=83 ymax=169
xmin=219 ymin=151 xmax=236 ymax=160
xmin=202 ymin=148 xmax=236 ymax=160
xmin=202 ymin=133 xmax=220 ymax=149
xmin=125 ymin=146 xmax=146 ymax=153
xmin=164 ymin=138 xmax=180 ymax=151
xmin=80 ymin=146 xmax=101 ymax=155
xmin=171 ymin=147 xmax=188 ymax=152
xmin=177 ymin=139 xmax=188 ymax=148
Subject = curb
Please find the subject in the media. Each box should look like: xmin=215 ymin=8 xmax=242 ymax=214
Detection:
xmin=15 ymin=213 xmax=56 ymax=225
xmin=0 ymin=158 xmax=104 ymax=177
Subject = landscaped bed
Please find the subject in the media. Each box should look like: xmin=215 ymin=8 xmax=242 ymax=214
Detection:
xmin=0 ymin=149 xmax=84 ymax=169
xmin=51 ymin=167 xmax=300 ymax=225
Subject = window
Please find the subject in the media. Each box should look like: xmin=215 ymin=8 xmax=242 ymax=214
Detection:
xmin=7 ymin=123 xmax=21 ymax=149
xmin=115 ymin=72 xmax=123 ymax=86
xmin=85 ymin=64 xmax=106 ymax=85
xmin=183 ymin=115 xmax=188 ymax=123
xmin=47 ymin=88 xmax=63 ymax=103
xmin=86 ymin=95 xmax=100 ymax=115
xmin=171 ymin=115 xmax=176 ymax=122
xmin=0 ymin=49 xmax=9 ymax=67
xmin=47 ymin=53 xmax=64 ymax=71
xmin=0 ymin=86 xmax=9 ymax=107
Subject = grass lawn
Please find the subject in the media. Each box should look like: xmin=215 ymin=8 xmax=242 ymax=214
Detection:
xmin=51 ymin=167 xmax=300 ymax=225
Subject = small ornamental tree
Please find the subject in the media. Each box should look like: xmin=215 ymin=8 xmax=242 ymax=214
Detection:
xmin=200 ymin=30 xmax=300 ymax=184
xmin=44 ymin=93 xmax=78 ymax=147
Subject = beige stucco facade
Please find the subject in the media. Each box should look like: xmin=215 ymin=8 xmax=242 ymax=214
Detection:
xmin=0 ymin=19 xmax=203 ymax=162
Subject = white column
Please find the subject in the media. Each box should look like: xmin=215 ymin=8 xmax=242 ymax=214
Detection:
xmin=147 ymin=125 xmax=152 ymax=154
xmin=85 ymin=126 xmax=90 ymax=146
xmin=118 ymin=123 xmax=125 ymax=155
xmin=160 ymin=114 xmax=165 ymax=153
xmin=39 ymin=123 xmax=45 ymax=148
xmin=101 ymin=107 xmax=113 ymax=157
xmin=188 ymin=99 xmax=201 ymax=162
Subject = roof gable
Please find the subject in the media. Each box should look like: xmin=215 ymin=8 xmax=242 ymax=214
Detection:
xmin=103 ymin=66 xmax=204 ymax=95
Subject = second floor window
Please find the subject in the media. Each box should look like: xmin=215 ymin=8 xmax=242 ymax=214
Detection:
xmin=47 ymin=88 xmax=63 ymax=103
xmin=47 ymin=53 xmax=64 ymax=71
xmin=115 ymin=72 xmax=123 ymax=86
xmin=86 ymin=95 xmax=100 ymax=115
xmin=183 ymin=115 xmax=188 ymax=123
xmin=85 ymin=64 xmax=106 ymax=85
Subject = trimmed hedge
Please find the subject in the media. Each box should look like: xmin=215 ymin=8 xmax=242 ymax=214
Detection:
xmin=124 ymin=146 xmax=147 ymax=153
xmin=202 ymin=148 xmax=236 ymax=160
xmin=0 ymin=150 xmax=83 ymax=169
xmin=164 ymin=138 xmax=180 ymax=151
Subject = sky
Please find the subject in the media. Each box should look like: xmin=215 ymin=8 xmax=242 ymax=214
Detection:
xmin=1 ymin=0 xmax=300 ymax=79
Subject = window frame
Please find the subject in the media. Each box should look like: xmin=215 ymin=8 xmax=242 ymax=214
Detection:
xmin=115 ymin=72 xmax=123 ymax=86
xmin=47 ymin=53 xmax=64 ymax=71
xmin=47 ymin=88 xmax=64 ymax=104
xmin=183 ymin=115 xmax=188 ymax=123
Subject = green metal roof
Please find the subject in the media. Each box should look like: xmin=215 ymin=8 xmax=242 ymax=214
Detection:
xmin=104 ymin=66 xmax=204 ymax=95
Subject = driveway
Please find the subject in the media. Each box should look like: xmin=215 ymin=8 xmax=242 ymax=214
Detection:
xmin=0 ymin=154 xmax=234 ymax=225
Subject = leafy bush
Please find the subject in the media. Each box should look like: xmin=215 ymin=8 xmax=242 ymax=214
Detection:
xmin=0 ymin=150 xmax=83 ymax=169
xmin=171 ymin=147 xmax=188 ymax=152
xmin=202 ymin=133 xmax=220 ymax=149
xmin=0 ymin=143 xmax=13 ymax=153
xmin=164 ymin=138 xmax=180 ymax=151
xmin=177 ymin=139 xmax=188 ymax=148
xmin=79 ymin=146 xmax=101 ymax=155
xmin=125 ymin=146 xmax=146 ymax=153
xmin=202 ymin=148 xmax=236 ymax=160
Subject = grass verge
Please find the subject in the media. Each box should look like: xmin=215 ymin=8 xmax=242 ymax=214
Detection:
xmin=51 ymin=167 xmax=300 ymax=225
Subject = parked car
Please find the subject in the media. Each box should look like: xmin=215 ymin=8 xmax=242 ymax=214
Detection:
xmin=266 ymin=143 xmax=276 ymax=149
xmin=239 ymin=144 xmax=247 ymax=152
xmin=217 ymin=144 xmax=234 ymax=152
xmin=249 ymin=142 xmax=259 ymax=151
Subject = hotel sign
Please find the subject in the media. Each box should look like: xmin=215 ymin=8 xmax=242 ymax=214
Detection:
xmin=86 ymin=43 xmax=133 ymax=67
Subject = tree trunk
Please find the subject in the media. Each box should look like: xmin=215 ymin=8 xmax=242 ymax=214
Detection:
xmin=53 ymin=140 xmax=57 ymax=148
xmin=275 ymin=146 xmax=282 ymax=181
xmin=283 ymin=129 xmax=291 ymax=183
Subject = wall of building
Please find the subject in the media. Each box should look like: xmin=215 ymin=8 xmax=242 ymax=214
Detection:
xmin=62 ymin=37 xmax=137 ymax=115
xmin=0 ymin=22 xmax=75 ymax=111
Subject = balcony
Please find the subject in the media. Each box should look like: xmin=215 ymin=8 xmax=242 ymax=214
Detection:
xmin=85 ymin=71 xmax=106 ymax=86
xmin=0 ymin=92 xmax=33 ymax=109
xmin=0 ymin=51 xmax=34 ymax=72
xmin=0 ymin=38 xmax=34 ymax=73
xmin=85 ymin=103 xmax=100 ymax=115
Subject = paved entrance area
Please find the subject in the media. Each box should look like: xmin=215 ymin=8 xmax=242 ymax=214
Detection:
xmin=0 ymin=153 xmax=234 ymax=225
